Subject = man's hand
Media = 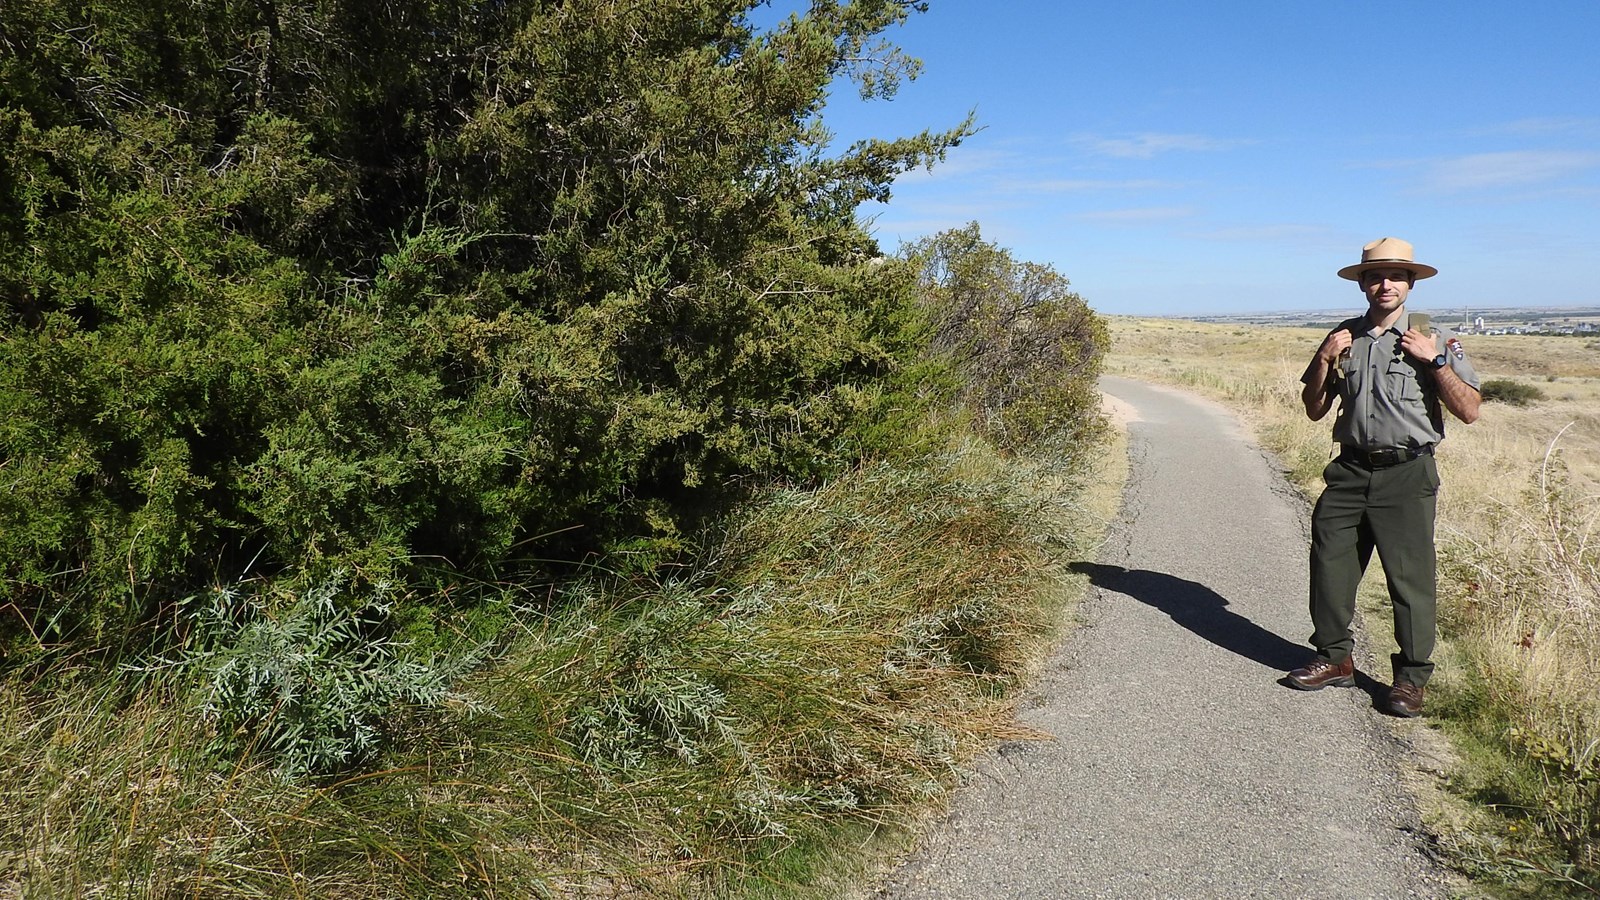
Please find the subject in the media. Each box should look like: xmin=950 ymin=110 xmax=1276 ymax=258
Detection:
xmin=1317 ymin=328 xmax=1354 ymax=365
xmin=1400 ymin=327 xmax=1481 ymax=423
xmin=1302 ymin=327 xmax=1352 ymax=421
xmin=1399 ymin=327 xmax=1439 ymax=363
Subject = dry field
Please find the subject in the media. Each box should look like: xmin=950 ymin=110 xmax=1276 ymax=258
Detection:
xmin=1106 ymin=315 xmax=1600 ymax=892
xmin=1105 ymin=316 xmax=1600 ymax=492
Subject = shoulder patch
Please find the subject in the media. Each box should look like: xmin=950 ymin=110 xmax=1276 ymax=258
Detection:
xmin=1447 ymin=337 xmax=1465 ymax=359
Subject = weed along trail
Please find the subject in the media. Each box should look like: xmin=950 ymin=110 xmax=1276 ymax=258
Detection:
xmin=882 ymin=376 xmax=1453 ymax=899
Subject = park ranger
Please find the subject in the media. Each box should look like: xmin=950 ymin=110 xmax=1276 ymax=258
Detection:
xmin=1288 ymin=237 xmax=1481 ymax=717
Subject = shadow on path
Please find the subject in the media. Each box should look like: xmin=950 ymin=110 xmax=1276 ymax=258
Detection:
xmin=1070 ymin=562 xmax=1393 ymax=705
xmin=1070 ymin=562 xmax=1308 ymax=672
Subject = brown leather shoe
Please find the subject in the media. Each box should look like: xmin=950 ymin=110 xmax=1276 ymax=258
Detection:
xmin=1387 ymin=682 xmax=1425 ymax=717
xmin=1287 ymin=656 xmax=1355 ymax=690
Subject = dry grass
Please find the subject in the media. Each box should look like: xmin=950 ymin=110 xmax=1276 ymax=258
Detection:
xmin=0 ymin=433 xmax=1111 ymax=899
xmin=1107 ymin=315 xmax=1600 ymax=895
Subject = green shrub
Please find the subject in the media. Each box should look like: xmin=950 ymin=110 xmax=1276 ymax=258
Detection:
xmin=0 ymin=0 xmax=972 ymax=655
xmin=1480 ymin=379 xmax=1546 ymax=406
xmin=0 ymin=432 xmax=1103 ymax=896
xmin=903 ymin=224 xmax=1109 ymax=453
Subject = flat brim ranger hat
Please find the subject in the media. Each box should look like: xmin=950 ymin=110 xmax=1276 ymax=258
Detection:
xmin=1337 ymin=237 xmax=1438 ymax=281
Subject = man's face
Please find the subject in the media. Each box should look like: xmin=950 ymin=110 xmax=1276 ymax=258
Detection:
xmin=1360 ymin=267 xmax=1413 ymax=312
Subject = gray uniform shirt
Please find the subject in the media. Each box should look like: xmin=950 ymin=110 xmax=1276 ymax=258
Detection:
xmin=1302 ymin=310 xmax=1480 ymax=451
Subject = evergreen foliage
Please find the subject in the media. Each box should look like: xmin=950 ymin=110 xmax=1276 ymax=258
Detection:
xmin=906 ymin=223 xmax=1109 ymax=452
xmin=0 ymin=0 xmax=971 ymax=654
xmin=0 ymin=3 xmax=1122 ymax=883
xmin=0 ymin=435 xmax=1103 ymax=895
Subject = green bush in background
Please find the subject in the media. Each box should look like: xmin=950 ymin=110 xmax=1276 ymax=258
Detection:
xmin=906 ymin=223 xmax=1109 ymax=454
xmin=1479 ymin=378 xmax=1545 ymax=406
xmin=0 ymin=0 xmax=972 ymax=657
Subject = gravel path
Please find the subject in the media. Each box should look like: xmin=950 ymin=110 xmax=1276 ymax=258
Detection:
xmin=880 ymin=376 xmax=1453 ymax=900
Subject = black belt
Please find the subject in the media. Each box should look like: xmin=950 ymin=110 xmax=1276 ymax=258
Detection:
xmin=1339 ymin=444 xmax=1434 ymax=469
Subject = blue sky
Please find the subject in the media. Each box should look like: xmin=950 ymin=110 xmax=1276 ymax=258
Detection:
xmin=771 ymin=1 xmax=1600 ymax=316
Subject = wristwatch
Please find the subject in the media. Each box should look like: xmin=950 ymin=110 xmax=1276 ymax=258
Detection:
xmin=1431 ymin=353 xmax=1449 ymax=369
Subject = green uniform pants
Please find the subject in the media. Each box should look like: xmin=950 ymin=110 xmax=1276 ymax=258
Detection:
xmin=1309 ymin=453 xmax=1440 ymax=687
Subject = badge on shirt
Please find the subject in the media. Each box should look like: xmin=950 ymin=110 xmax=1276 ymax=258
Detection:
xmin=1447 ymin=337 xmax=1465 ymax=360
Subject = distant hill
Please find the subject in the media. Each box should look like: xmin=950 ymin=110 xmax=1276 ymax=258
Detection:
xmin=1180 ymin=306 xmax=1600 ymax=333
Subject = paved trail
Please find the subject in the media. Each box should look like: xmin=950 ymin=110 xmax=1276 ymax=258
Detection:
xmin=882 ymin=376 xmax=1451 ymax=900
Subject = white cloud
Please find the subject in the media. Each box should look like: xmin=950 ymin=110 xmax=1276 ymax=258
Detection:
xmin=1071 ymin=132 xmax=1253 ymax=159
xmin=1190 ymin=224 xmax=1338 ymax=243
xmin=1073 ymin=206 xmax=1196 ymax=223
xmin=1464 ymin=117 xmax=1600 ymax=138
xmin=1424 ymin=150 xmax=1600 ymax=190
xmin=893 ymin=147 xmax=1015 ymax=184
xmin=1007 ymin=178 xmax=1181 ymax=193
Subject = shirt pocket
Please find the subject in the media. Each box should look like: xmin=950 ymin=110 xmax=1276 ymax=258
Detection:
xmin=1335 ymin=350 xmax=1361 ymax=394
xmin=1386 ymin=356 xmax=1424 ymax=401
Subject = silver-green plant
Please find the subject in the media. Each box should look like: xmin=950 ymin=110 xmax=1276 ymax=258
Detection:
xmin=161 ymin=572 xmax=478 ymax=777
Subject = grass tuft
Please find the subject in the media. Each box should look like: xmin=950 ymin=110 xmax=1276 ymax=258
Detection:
xmin=2 ymin=435 xmax=1103 ymax=897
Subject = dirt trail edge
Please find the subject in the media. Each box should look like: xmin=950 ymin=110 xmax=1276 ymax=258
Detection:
xmin=880 ymin=376 xmax=1454 ymax=900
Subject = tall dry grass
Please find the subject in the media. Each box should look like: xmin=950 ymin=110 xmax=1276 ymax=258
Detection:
xmin=1108 ymin=316 xmax=1600 ymax=894
xmin=0 ymin=433 xmax=1110 ymax=899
